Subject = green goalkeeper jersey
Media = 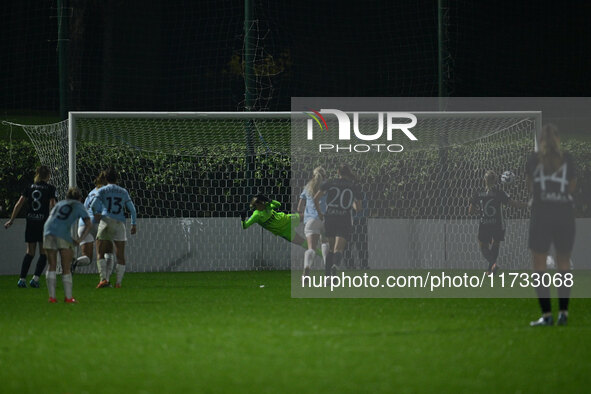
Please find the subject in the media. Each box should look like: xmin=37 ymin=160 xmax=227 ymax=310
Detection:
xmin=241 ymin=200 xmax=299 ymax=240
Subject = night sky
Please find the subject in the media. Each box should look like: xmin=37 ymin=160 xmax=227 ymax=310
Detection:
xmin=2 ymin=0 xmax=590 ymax=113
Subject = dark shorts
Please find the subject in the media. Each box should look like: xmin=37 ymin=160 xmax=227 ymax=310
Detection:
xmin=324 ymin=215 xmax=352 ymax=240
xmin=25 ymin=220 xmax=45 ymax=243
xmin=529 ymin=207 xmax=575 ymax=254
xmin=477 ymin=224 xmax=505 ymax=244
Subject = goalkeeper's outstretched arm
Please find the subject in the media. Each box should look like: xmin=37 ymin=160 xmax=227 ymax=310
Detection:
xmin=241 ymin=210 xmax=260 ymax=229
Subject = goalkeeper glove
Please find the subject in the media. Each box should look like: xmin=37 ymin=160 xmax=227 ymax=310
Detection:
xmin=240 ymin=211 xmax=247 ymax=221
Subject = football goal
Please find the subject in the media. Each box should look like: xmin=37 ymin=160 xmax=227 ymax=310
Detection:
xmin=16 ymin=111 xmax=541 ymax=272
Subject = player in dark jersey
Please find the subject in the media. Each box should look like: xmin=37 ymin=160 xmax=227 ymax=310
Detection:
xmin=526 ymin=125 xmax=577 ymax=327
xmin=314 ymin=164 xmax=362 ymax=276
xmin=469 ymin=170 xmax=527 ymax=275
xmin=4 ymin=166 xmax=57 ymax=288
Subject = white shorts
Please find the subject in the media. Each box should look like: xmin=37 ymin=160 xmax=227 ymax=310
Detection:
xmin=97 ymin=217 xmax=127 ymax=242
xmin=78 ymin=223 xmax=98 ymax=245
xmin=304 ymin=218 xmax=325 ymax=237
xmin=43 ymin=235 xmax=74 ymax=250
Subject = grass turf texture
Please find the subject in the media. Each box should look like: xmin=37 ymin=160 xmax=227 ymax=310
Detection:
xmin=1 ymin=271 xmax=590 ymax=393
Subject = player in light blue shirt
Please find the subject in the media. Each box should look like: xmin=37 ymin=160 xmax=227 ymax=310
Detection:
xmin=72 ymin=171 xmax=116 ymax=280
xmin=91 ymin=185 xmax=137 ymax=225
xmin=80 ymin=187 xmax=102 ymax=227
xmin=43 ymin=187 xmax=92 ymax=303
xmin=296 ymin=166 xmax=329 ymax=276
xmin=90 ymin=168 xmax=137 ymax=288
xmin=44 ymin=199 xmax=89 ymax=243
xmin=299 ymin=188 xmax=327 ymax=224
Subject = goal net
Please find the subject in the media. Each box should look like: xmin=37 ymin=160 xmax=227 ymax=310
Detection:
xmin=18 ymin=111 xmax=539 ymax=273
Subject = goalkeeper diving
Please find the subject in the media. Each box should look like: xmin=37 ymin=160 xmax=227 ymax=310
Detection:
xmin=240 ymin=194 xmax=316 ymax=251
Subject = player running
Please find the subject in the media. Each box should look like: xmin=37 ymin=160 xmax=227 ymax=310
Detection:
xmin=241 ymin=194 xmax=312 ymax=250
xmin=4 ymin=165 xmax=57 ymax=288
xmin=469 ymin=170 xmax=527 ymax=275
xmin=72 ymin=171 xmax=115 ymax=280
xmin=90 ymin=168 xmax=137 ymax=288
xmin=297 ymin=166 xmax=329 ymax=276
xmin=526 ymin=125 xmax=577 ymax=326
xmin=43 ymin=187 xmax=92 ymax=303
xmin=313 ymin=164 xmax=362 ymax=277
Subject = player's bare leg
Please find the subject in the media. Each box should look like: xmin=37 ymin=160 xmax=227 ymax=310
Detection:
xmin=81 ymin=242 xmax=93 ymax=260
xmin=46 ymin=249 xmax=58 ymax=302
xmin=25 ymin=242 xmax=38 ymax=256
xmin=331 ymin=236 xmax=348 ymax=273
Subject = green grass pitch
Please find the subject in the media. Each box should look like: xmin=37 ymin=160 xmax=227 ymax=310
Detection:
xmin=1 ymin=271 xmax=590 ymax=393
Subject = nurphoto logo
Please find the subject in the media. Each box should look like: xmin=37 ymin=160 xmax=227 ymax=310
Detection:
xmin=304 ymin=109 xmax=417 ymax=153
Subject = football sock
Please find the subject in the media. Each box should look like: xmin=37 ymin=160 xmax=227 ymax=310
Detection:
xmin=534 ymin=271 xmax=551 ymax=314
xmin=46 ymin=271 xmax=57 ymax=299
xmin=97 ymin=259 xmax=107 ymax=281
xmin=479 ymin=244 xmax=493 ymax=265
xmin=325 ymin=252 xmax=334 ymax=277
xmin=321 ymin=243 xmax=329 ymax=265
xmin=20 ymin=254 xmax=34 ymax=279
xmin=62 ymin=274 xmax=73 ymax=299
xmin=558 ymin=270 xmax=571 ymax=311
xmin=333 ymin=252 xmax=343 ymax=269
xmin=490 ymin=243 xmax=500 ymax=264
xmin=32 ymin=275 xmax=40 ymax=282
xmin=33 ymin=254 xmax=47 ymax=277
xmin=116 ymin=264 xmax=126 ymax=284
xmin=105 ymin=253 xmax=114 ymax=279
xmin=304 ymin=249 xmax=315 ymax=270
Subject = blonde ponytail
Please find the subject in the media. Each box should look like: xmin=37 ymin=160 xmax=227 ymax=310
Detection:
xmin=305 ymin=166 xmax=326 ymax=196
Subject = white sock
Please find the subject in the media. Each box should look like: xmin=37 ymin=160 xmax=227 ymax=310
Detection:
xmin=321 ymin=243 xmax=330 ymax=266
xmin=33 ymin=275 xmax=40 ymax=282
xmin=304 ymin=249 xmax=315 ymax=269
xmin=116 ymin=264 xmax=126 ymax=285
xmin=62 ymin=274 xmax=73 ymax=299
xmin=46 ymin=271 xmax=57 ymax=299
xmin=105 ymin=253 xmax=114 ymax=279
xmin=97 ymin=259 xmax=107 ymax=281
